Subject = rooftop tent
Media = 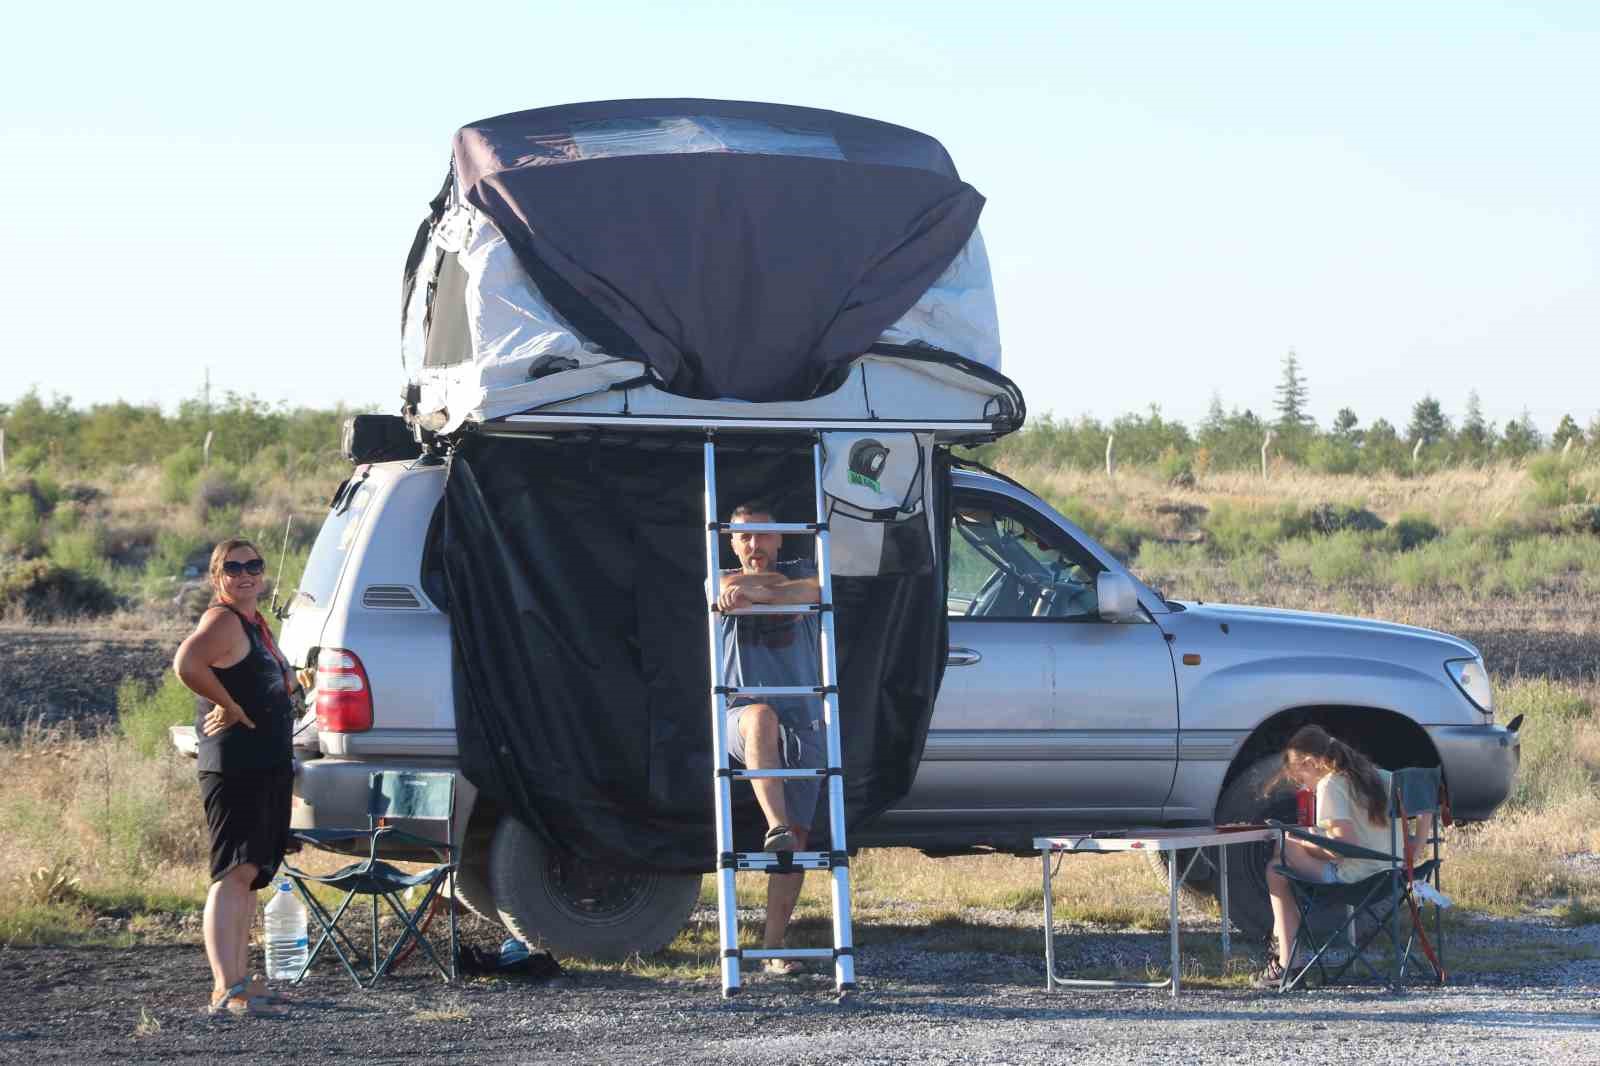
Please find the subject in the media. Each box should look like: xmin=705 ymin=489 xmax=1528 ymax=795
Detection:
xmin=401 ymin=99 xmax=1011 ymax=434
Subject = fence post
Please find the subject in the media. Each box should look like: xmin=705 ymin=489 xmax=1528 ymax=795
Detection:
xmin=203 ymin=430 xmax=214 ymax=468
xmin=1105 ymin=433 xmax=1116 ymax=479
xmin=1261 ymin=430 xmax=1274 ymax=481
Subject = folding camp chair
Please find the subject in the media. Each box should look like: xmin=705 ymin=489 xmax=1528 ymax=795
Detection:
xmin=1268 ymin=766 xmax=1449 ymax=992
xmin=282 ymin=770 xmax=459 ymax=988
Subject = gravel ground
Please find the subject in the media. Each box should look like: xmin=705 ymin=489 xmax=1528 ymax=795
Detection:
xmin=3 ymin=912 xmax=1597 ymax=1066
xmin=0 ymin=623 xmax=180 ymax=734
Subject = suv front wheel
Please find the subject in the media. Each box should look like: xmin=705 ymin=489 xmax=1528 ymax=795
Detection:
xmin=488 ymin=816 xmax=702 ymax=960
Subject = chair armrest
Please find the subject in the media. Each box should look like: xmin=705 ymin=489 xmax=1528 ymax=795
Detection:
xmin=376 ymin=827 xmax=458 ymax=862
xmin=1276 ymin=823 xmax=1398 ymax=865
xmin=291 ymin=828 xmax=377 ymax=848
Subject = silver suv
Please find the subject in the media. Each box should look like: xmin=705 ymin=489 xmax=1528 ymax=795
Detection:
xmin=177 ymin=457 xmax=1519 ymax=957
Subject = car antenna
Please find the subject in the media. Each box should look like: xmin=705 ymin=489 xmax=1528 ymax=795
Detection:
xmin=270 ymin=514 xmax=294 ymax=620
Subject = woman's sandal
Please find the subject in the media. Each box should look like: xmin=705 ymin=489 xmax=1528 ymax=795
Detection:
xmin=206 ymin=979 xmax=286 ymax=1017
xmin=246 ymin=974 xmax=293 ymax=1007
xmin=761 ymin=957 xmax=805 ymax=976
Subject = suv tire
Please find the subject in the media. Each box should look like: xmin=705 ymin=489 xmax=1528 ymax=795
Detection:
xmin=446 ymin=854 xmax=503 ymax=928
xmin=1141 ymin=846 xmax=1220 ymax=908
xmin=488 ymin=816 xmax=702 ymax=961
xmin=1214 ymin=752 xmax=1298 ymax=940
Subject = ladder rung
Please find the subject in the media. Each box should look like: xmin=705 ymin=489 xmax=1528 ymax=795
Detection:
xmin=743 ymin=948 xmax=835 ymax=960
xmin=715 ymin=603 xmax=831 ymax=616
xmin=729 ymin=768 xmax=829 ymax=779
xmin=718 ymin=685 xmax=832 ymax=698
xmin=734 ymin=852 xmax=833 ymax=871
xmin=710 ymin=521 xmax=824 ymax=534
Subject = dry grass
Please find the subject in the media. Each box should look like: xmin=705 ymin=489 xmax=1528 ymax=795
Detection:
xmin=1004 ymin=460 xmax=1548 ymax=532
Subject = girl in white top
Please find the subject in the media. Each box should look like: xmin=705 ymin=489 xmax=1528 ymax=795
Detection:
xmin=1255 ymin=724 xmax=1432 ymax=988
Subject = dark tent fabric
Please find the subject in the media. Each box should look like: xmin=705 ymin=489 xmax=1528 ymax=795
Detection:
xmin=451 ymin=100 xmax=986 ymax=402
xmin=441 ymin=435 xmax=950 ymax=872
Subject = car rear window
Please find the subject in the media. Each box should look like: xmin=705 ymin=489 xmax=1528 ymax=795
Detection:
xmin=291 ymin=477 xmax=376 ymax=614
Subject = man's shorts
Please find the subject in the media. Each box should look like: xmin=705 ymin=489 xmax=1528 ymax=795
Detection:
xmin=726 ymin=704 xmax=826 ymax=831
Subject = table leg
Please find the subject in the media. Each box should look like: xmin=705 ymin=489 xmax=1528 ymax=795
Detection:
xmin=1042 ymin=848 xmax=1055 ymax=991
xmin=1220 ymin=843 xmax=1231 ymax=962
xmin=1169 ymin=848 xmax=1180 ymax=997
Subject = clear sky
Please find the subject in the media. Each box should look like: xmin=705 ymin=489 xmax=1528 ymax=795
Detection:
xmin=2 ymin=1 xmax=1595 ymax=434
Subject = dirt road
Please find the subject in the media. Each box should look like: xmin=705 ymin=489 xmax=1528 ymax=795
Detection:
xmin=3 ymin=933 xmax=1597 ymax=1066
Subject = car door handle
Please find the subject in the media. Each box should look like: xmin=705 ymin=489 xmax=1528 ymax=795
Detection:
xmin=947 ymin=646 xmax=982 ymax=667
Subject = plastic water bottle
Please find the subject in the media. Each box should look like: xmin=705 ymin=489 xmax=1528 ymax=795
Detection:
xmin=263 ymin=876 xmax=309 ymax=980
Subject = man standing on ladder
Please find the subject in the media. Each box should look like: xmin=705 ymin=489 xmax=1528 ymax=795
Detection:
xmin=718 ymin=500 xmax=825 ymax=975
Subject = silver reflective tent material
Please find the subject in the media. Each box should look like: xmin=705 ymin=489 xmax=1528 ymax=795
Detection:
xmin=402 ymin=100 xmax=1010 ymax=436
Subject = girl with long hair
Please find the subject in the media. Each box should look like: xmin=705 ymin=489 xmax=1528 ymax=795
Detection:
xmin=1253 ymin=724 xmax=1429 ymax=989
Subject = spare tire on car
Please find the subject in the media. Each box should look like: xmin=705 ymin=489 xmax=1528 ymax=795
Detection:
xmin=487 ymin=816 xmax=702 ymax=961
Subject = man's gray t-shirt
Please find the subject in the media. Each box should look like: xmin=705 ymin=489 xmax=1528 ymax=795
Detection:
xmin=720 ymin=559 xmax=821 ymax=727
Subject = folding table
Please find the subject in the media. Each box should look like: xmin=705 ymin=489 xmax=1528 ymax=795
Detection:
xmin=1036 ymin=826 xmax=1276 ymax=997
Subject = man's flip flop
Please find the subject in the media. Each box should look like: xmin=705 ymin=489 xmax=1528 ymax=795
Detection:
xmin=764 ymin=825 xmax=799 ymax=852
xmin=762 ymin=957 xmax=805 ymax=976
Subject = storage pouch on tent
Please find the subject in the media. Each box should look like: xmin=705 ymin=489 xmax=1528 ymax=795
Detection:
xmin=821 ymin=431 xmax=935 ymax=577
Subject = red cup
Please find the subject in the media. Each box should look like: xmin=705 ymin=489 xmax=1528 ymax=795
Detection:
xmin=1295 ymin=788 xmax=1316 ymax=826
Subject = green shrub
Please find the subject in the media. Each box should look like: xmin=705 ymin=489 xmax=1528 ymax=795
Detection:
xmin=1392 ymin=513 xmax=1442 ymax=551
xmin=1528 ymin=455 xmax=1592 ymax=509
xmin=1306 ymin=530 xmax=1372 ymax=585
xmin=45 ymin=527 xmax=109 ymax=581
xmin=160 ymin=445 xmax=204 ymax=504
xmin=0 ymin=558 xmax=120 ymax=620
xmin=1158 ymin=447 xmax=1193 ymax=485
xmin=1383 ymin=531 xmax=1497 ymax=592
xmin=117 ymin=675 xmax=196 ymax=761
xmin=193 ymin=464 xmax=252 ymax=517
xmin=145 ymin=530 xmax=206 ymax=581
xmin=1203 ymin=501 xmax=1306 ymax=559
xmin=1305 ymin=503 xmax=1385 ymax=536
xmin=1306 ymin=437 xmax=1360 ymax=475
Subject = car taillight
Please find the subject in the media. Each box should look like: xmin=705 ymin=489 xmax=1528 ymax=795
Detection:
xmin=315 ymin=648 xmax=373 ymax=732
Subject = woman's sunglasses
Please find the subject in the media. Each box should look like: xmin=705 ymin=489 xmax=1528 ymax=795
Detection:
xmin=221 ymin=559 xmax=266 ymax=577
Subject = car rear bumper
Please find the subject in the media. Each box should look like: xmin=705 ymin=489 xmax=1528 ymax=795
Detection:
xmin=1427 ymin=723 xmax=1520 ymax=821
xmin=294 ymin=755 xmax=474 ymax=858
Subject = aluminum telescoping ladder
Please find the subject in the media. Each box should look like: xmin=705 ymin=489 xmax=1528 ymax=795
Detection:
xmin=703 ymin=436 xmax=857 ymax=999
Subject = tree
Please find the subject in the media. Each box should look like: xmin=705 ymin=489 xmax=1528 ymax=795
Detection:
xmin=1406 ymin=395 xmax=1451 ymax=448
xmin=1359 ymin=418 xmax=1410 ymax=474
xmin=1553 ymin=414 xmax=1585 ymax=452
xmin=1331 ymin=408 xmax=1360 ymax=441
xmin=1458 ymin=390 xmax=1493 ymax=460
xmin=1274 ymin=350 xmax=1313 ymax=431
xmin=1498 ymin=410 xmax=1543 ymax=459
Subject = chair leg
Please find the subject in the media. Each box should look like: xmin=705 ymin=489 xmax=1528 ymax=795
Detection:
xmin=374 ymin=885 xmax=450 ymax=982
xmin=297 ymin=882 xmax=372 ymax=988
xmin=447 ymin=868 xmax=459 ymax=982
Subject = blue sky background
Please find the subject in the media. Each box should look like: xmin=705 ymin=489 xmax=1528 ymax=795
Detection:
xmin=2 ymin=1 xmax=1595 ymax=434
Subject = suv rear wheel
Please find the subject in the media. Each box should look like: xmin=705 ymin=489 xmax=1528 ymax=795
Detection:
xmin=488 ymin=816 xmax=702 ymax=960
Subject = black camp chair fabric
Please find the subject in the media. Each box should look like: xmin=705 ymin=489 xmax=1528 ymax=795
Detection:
xmin=1269 ymin=766 xmax=1447 ymax=992
xmin=282 ymin=771 xmax=459 ymax=988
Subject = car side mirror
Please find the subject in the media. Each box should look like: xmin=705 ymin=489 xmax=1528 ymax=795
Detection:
xmin=1096 ymin=572 xmax=1141 ymax=622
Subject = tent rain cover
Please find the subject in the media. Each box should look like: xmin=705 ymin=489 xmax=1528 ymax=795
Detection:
xmin=414 ymin=100 xmax=1023 ymax=871
xmin=403 ymin=99 xmax=1007 ymax=431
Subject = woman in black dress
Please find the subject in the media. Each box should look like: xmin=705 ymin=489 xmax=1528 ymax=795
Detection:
xmin=173 ymin=538 xmax=296 ymax=1015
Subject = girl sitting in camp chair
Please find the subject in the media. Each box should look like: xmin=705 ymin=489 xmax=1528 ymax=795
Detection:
xmin=1253 ymin=725 xmax=1434 ymax=989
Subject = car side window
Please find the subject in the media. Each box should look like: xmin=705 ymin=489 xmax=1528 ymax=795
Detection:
xmin=948 ymin=495 xmax=1103 ymax=620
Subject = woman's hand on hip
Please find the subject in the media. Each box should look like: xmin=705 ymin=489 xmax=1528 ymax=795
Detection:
xmin=203 ymin=702 xmax=256 ymax=736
